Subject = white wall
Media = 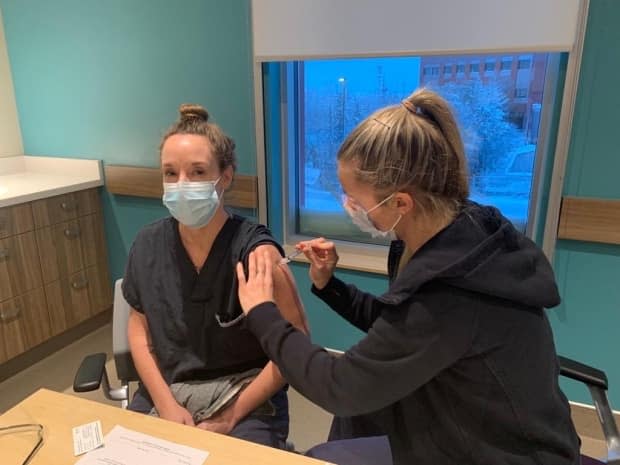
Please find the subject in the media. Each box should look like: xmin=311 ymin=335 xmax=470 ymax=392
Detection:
xmin=0 ymin=8 xmax=23 ymax=157
xmin=252 ymin=0 xmax=581 ymax=60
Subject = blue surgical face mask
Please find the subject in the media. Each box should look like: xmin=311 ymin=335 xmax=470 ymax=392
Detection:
xmin=163 ymin=178 xmax=221 ymax=228
xmin=342 ymin=193 xmax=401 ymax=240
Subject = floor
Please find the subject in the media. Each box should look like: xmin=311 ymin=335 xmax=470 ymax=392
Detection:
xmin=0 ymin=324 xmax=609 ymax=460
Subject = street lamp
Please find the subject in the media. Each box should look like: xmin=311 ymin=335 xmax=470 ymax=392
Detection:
xmin=338 ymin=77 xmax=347 ymax=138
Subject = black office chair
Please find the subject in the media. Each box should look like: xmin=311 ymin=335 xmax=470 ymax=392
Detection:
xmin=73 ymin=281 xmax=619 ymax=463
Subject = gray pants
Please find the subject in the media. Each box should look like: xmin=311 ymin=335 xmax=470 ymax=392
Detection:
xmin=148 ymin=368 xmax=263 ymax=423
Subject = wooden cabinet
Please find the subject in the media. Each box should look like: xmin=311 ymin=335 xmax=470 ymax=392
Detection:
xmin=0 ymin=231 xmax=43 ymax=301
xmin=0 ymin=188 xmax=111 ymax=364
xmin=31 ymin=189 xmax=99 ymax=228
xmin=36 ymin=212 xmax=107 ymax=283
xmin=0 ymin=203 xmax=34 ymax=239
xmin=0 ymin=288 xmax=50 ymax=364
xmin=46 ymin=265 xmax=111 ymax=336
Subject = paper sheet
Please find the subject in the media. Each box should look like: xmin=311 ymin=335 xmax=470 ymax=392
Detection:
xmin=74 ymin=425 xmax=209 ymax=465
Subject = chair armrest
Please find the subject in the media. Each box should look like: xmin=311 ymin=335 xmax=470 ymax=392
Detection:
xmin=558 ymin=355 xmax=608 ymax=390
xmin=559 ymin=355 xmax=620 ymax=464
xmin=73 ymin=353 xmax=108 ymax=392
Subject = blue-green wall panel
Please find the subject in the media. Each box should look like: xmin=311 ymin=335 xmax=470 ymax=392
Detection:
xmin=551 ymin=0 xmax=620 ymax=407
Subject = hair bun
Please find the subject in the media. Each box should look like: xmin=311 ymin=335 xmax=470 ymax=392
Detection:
xmin=179 ymin=103 xmax=209 ymax=122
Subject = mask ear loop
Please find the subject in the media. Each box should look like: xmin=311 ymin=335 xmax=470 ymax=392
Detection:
xmin=0 ymin=423 xmax=44 ymax=465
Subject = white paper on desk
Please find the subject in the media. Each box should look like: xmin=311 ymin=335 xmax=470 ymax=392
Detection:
xmin=74 ymin=425 xmax=209 ymax=465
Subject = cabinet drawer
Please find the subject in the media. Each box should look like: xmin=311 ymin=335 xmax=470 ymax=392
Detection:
xmin=45 ymin=265 xmax=112 ymax=335
xmin=0 ymin=288 xmax=50 ymax=363
xmin=36 ymin=213 xmax=107 ymax=283
xmin=0 ymin=203 xmax=34 ymax=239
xmin=31 ymin=188 xmax=100 ymax=228
xmin=0 ymin=231 xmax=43 ymax=301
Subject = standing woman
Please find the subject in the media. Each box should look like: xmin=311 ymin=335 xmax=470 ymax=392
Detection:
xmin=124 ymin=104 xmax=308 ymax=449
xmin=236 ymin=89 xmax=580 ymax=464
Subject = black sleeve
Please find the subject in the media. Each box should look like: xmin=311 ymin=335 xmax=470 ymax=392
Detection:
xmin=311 ymin=277 xmax=384 ymax=332
xmin=121 ymin=241 xmax=143 ymax=313
xmin=239 ymin=222 xmax=285 ymax=264
xmin=245 ymin=299 xmax=474 ymax=417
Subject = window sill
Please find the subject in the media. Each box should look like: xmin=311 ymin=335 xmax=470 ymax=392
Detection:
xmin=283 ymin=243 xmax=388 ymax=276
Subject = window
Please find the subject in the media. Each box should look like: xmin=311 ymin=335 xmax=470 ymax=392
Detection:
xmin=423 ymin=65 xmax=440 ymax=79
xmin=470 ymin=62 xmax=480 ymax=73
xmin=500 ymin=59 xmax=513 ymax=72
xmin=484 ymin=61 xmax=495 ymax=72
xmin=515 ymin=87 xmax=528 ymax=98
xmin=444 ymin=64 xmax=453 ymax=76
xmin=518 ymin=58 xmax=531 ymax=69
xmin=275 ymin=52 xmax=559 ymax=245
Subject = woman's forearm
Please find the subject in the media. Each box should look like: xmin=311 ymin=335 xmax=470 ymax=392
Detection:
xmin=127 ymin=310 xmax=177 ymax=411
xmin=228 ymin=361 xmax=285 ymax=423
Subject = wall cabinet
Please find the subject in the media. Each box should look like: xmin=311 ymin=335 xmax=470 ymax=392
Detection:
xmin=0 ymin=188 xmax=111 ymax=363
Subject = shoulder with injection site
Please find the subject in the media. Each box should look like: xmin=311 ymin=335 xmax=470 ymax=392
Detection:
xmin=253 ymin=242 xmax=309 ymax=334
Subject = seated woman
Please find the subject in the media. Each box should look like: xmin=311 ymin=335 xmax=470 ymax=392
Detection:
xmin=123 ymin=104 xmax=308 ymax=449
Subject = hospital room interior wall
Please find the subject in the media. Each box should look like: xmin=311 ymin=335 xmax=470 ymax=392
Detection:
xmin=549 ymin=0 xmax=620 ymax=407
xmin=0 ymin=0 xmax=257 ymax=281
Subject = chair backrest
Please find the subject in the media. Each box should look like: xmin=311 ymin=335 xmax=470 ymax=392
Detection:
xmin=112 ymin=279 xmax=139 ymax=383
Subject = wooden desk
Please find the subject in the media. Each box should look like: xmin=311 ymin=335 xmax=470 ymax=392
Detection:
xmin=0 ymin=389 xmax=328 ymax=464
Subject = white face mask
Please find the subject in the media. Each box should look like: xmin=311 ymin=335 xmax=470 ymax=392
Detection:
xmin=163 ymin=178 xmax=221 ymax=228
xmin=342 ymin=193 xmax=402 ymax=240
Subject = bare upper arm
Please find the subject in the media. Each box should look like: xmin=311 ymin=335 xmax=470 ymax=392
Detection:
xmin=255 ymin=244 xmax=310 ymax=334
xmin=127 ymin=307 xmax=152 ymax=348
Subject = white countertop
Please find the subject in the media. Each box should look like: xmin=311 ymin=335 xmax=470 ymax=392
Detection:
xmin=0 ymin=155 xmax=104 ymax=207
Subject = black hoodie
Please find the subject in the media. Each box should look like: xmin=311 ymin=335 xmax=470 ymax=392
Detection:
xmin=246 ymin=202 xmax=581 ymax=465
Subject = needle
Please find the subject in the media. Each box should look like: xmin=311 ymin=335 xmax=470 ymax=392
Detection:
xmin=279 ymin=249 xmax=304 ymax=264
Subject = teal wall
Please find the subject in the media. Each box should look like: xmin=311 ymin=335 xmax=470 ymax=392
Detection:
xmin=0 ymin=0 xmax=256 ymax=280
xmin=549 ymin=0 xmax=620 ymax=406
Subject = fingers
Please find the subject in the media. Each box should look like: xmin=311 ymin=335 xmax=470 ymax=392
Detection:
xmin=296 ymin=238 xmax=336 ymax=255
xmin=247 ymin=248 xmax=256 ymax=277
xmin=296 ymin=238 xmax=337 ymax=265
xmin=183 ymin=412 xmax=195 ymax=426
xmin=262 ymin=250 xmax=273 ymax=291
xmin=236 ymin=262 xmax=246 ymax=288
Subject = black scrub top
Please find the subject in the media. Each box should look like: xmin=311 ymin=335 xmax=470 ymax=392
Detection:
xmin=122 ymin=213 xmax=284 ymax=384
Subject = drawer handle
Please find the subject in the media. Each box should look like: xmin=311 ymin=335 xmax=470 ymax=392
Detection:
xmin=60 ymin=200 xmax=78 ymax=211
xmin=64 ymin=226 xmax=81 ymax=238
xmin=0 ymin=305 xmax=20 ymax=322
xmin=0 ymin=248 xmax=9 ymax=260
xmin=71 ymin=277 xmax=89 ymax=290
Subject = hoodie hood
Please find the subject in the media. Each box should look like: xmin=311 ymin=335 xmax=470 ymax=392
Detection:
xmin=381 ymin=201 xmax=560 ymax=309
